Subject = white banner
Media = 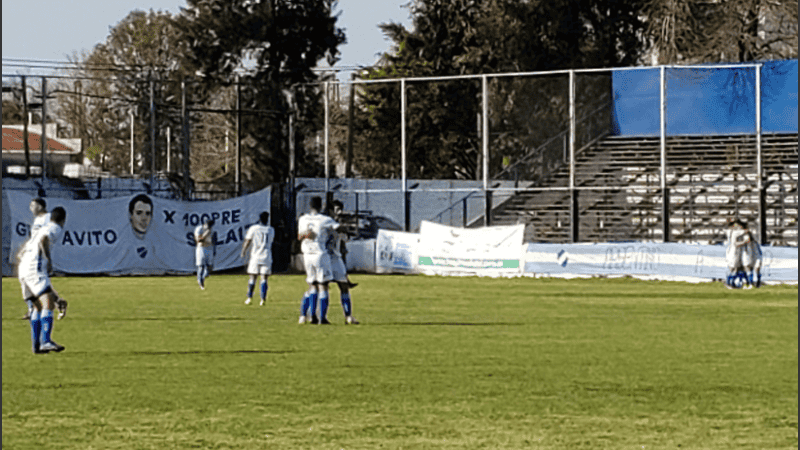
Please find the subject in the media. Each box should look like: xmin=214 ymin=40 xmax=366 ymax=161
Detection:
xmin=525 ymin=242 xmax=798 ymax=283
xmin=416 ymin=221 xmax=525 ymax=276
xmin=7 ymin=188 xmax=271 ymax=275
xmin=376 ymin=230 xmax=419 ymax=274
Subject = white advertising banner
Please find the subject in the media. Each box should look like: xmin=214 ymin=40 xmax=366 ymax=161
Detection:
xmin=416 ymin=221 xmax=525 ymax=277
xmin=376 ymin=230 xmax=419 ymax=274
xmin=7 ymin=188 xmax=271 ymax=275
xmin=525 ymin=242 xmax=798 ymax=283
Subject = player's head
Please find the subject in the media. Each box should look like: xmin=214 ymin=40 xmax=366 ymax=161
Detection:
xmin=128 ymin=194 xmax=153 ymax=235
xmin=30 ymin=198 xmax=46 ymax=215
xmin=50 ymin=206 xmax=66 ymax=226
xmin=203 ymin=218 xmax=215 ymax=228
xmin=735 ymin=218 xmax=746 ymax=229
xmin=331 ymin=199 xmax=344 ymax=216
xmin=259 ymin=212 xmax=270 ymax=225
xmin=310 ymin=196 xmax=323 ymax=212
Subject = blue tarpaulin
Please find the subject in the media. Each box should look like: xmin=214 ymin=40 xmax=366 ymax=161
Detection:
xmin=611 ymin=60 xmax=798 ymax=136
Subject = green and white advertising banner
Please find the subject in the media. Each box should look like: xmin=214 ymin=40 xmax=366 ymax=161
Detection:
xmin=416 ymin=221 xmax=525 ymax=277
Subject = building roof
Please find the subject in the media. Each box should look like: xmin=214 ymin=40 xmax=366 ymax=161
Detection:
xmin=2 ymin=126 xmax=78 ymax=154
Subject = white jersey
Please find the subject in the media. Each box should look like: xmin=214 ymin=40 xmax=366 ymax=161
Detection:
xmin=18 ymin=221 xmax=62 ymax=275
xmin=194 ymin=225 xmax=214 ymax=247
xmin=725 ymin=228 xmax=747 ymax=268
xmin=31 ymin=212 xmax=51 ymax=236
xmin=297 ymin=213 xmax=339 ymax=255
xmin=327 ymin=226 xmax=346 ymax=257
xmin=245 ymin=224 xmax=275 ymax=264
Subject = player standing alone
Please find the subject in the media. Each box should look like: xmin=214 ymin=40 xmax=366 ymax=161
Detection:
xmin=194 ymin=218 xmax=215 ymax=290
xmin=241 ymin=212 xmax=275 ymax=305
xmin=17 ymin=207 xmax=68 ymax=354
xmin=297 ymin=196 xmax=338 ymax=324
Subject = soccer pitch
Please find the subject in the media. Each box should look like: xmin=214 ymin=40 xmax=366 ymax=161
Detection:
xmin=3 ymin=274 xmax=797 ymax=449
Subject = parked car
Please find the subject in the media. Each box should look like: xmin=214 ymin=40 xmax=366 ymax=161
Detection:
xmin=336 ymin=211 xmax=403 ymax=240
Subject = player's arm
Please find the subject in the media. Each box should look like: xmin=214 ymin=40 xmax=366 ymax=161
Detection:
xmin=41 ymin=235 xmax=53 ymax=274
xmin=240 ymin=238 xmax=251 ymax=258
xmin=298 ymin=229 xmax=316 ymax=241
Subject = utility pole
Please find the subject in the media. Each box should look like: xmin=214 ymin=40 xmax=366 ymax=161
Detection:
xmin=21 ymin=76 xmax=30 ymax=177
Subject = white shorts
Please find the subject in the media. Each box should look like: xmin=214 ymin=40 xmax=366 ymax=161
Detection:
xmin=330 ymin=254 xmax=348 ymax=283
xmin=303 ymin=252 xmax=333 ymax=284
xmin=247 ymin=258 xmax=272 ymax=275
xmin=726 ymin=246 xmax=743 ymax=271
xmin=19 ymin=269 xmax=51 ymax=300
xmin=196 ymin=246 xmax=213 ymax=267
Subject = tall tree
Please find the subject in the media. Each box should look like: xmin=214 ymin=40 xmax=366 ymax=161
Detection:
xmin=175 ymin=0 xmax=346 ymax=188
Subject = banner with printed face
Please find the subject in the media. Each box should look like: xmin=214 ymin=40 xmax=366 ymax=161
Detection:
xmin=376 ymin=230 xmax=419 ymax=274
xmin=416 ymin=221 xmax=525 ymax=277
xmin=7 ymin=188 xmax=271 ymax=275
xmin=525 ymin=242 xmax=798 ymax=283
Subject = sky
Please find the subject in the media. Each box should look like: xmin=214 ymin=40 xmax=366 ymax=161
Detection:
xmin=1 ymin=0 xmax=412 ymax=81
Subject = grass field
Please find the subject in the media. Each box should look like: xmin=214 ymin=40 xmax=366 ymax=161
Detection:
xmin=2 ymin=274 xmax=797 ymax=449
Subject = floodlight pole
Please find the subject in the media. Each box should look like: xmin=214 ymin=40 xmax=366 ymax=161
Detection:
xmin=660 ymin=66 xmax=670 ymax=243
xmin=41 ymin=77 xmax=47 ymax=184
xmin=401 ymin=78 xmax=410 ymax=232
xmin=324 ymin=81 xmax=330 ymax=196
xmin=756 ymin=65 xmax=766 ymax=244
xmin=569 ymin=70 xmax=578 ymax=243
xmin=482 ymin=75 xmax=491 ymax=226
xmin=235 ymin=76 xmax=242 ymax=196
xmin=21 ymin=76 xmax=30 ymax=177
xmin=149 ymin=78 xmax=156 ymax=190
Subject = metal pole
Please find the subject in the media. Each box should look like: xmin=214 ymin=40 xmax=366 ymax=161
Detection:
xmin=756 ymin=65 xmax=766 ymax=243
xmin=40 ymin=77 xmax=47 ymax=184
xmin=181 ymin=80 xmax=191 ymax=199
xmin=482 ymin=75 xmax=491 ymax=226
xmin=346 ymin=74 xmax=355 ymax=178
xmin=130 ymin=109 xmax=135 ymax=174
xmin=149 ymin=78 xmax=156 ymax=188
xmin=401 ymin=78 xmax=409 ymax=231
xmin=324 ymin=81 xmax=330 ymax=194
xmin=21 ymin=76 xmax=30 ymax=177
xmin=235 ymin=75 xmax=242 ymax=196
xmin=569 ymin=70 xmax=579 ymax=242
xmin=660 ymin=66 xmax=669 ymax=242
xmin=166 ymin=126 xmax=171 ymax=173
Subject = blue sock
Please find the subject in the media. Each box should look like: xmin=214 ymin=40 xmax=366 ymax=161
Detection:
xmin=300 ymin=292 xmax=310 ymax=315
xmin=247 ymin=280 xmax=255 ymax=298
xmin=320 ymin=292 xmax=329 ymax=320
xmin=341 ymin=292 xmax=352 ymax=316
xmin=748 ymin=272 xmax=754 ymax=286
xmin=41 ymin=309 xmax=54 ymax=343
xmin=203 ymin=265 xmax=210 ymax=280
xmin=197 ymin=267 xmax=204 ymax=284
xmin=756 ymin=273 xmax=761 ymax=286
xmin=25 ymin=299 xmax=34 ymax=310
xmin=309 ymin=292 xmax=318 ymax=318
xmin=30 ymin=310 xmax=42 ymax=350
xmin=260 ymin=280 xmax=268 ymax=300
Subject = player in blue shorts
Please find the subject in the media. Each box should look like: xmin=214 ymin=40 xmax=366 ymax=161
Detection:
xmin=17 ymin=207 xmax=68 ymax=354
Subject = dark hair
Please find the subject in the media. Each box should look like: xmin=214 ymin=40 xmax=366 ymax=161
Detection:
xmin=204 ymin=218 xmax=215 ymax=227
xmin=32 ymin=198 xmax=46 ymax=209
xmin=129 ymin=194 xmax=153 ymax=214
xmin=310 ymin=196 xmax=323 ymax=211
xmin=50 ymin=206 xmax=66 ymax=224
xmin=259 ymin=212 xmax=270 ymax=225
xmin=331 ymin=199 xmax=343 ymax=209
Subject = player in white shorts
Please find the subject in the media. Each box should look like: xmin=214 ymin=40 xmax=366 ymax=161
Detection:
xmin=17 ymin=198 xmax=67 ymax=320
xmin=724 ymin=218 xmax=747 ymax=289
xmin=17 ymin=207 xmax=67 ymax=354
xmin=327 ymin=200 xmax=359 ymax=324
xmin=740 ymin=223 xmax=763 ymax=289
xmin=194 ymin=218 xmax=215 ymax=290
xmin=297 ymin=196 xmax=338 ymax=324
xmin=240 ymin=212 xmax=275 ymax=305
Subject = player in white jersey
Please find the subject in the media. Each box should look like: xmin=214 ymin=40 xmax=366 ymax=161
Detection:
xmin=18 ymin=198 xmax=67 ymax=320
xmin=724 ymin=218 xmax=748 ymax=288
xmin=740 ymin=223 xmax=763 ymax=289
xmin=327 ymin=200 xmax=359 ymax=324
xmin=297 ymin=196 xmax=339 ymax=324
xmin=241 ymin=212 xmax=275 ymax=305
xmin=17 ymin=207 xmax=67 ymax=354
xmin=194 ymin=218 xmax=215 ymax=290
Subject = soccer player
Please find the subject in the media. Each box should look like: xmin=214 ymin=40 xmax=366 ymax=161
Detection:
xmin=17 ymin=206 xmax=67 ymax=354
xmin=194 ymin=218 xmax=215 ymax=290
xmin=741 ymin=223 xmax=763 ymax=289
xmin=327 ymin=200 xmax=359 ymax=324
xmin=297 ymin=196 xmax=338 ymax=325
xmin=724 ymin=218 xmax=748 ymax=289
xmin=18 ymin=198 xmax=67 ymax=320
xmin=241 ymin=212 xmax=275 ymax=306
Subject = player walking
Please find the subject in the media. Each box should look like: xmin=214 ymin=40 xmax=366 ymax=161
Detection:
xmin=241 ymin=212 xmax=275 ymax=305
xmin=17 ymin=207 xmax=68 ymax=354
xmin=297 ymin=196 xmax=338 ymax=324
xmin=194 ymin=218 xmax=215 ymax=290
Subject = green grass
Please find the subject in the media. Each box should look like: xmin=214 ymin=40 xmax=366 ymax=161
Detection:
xmin=3 ymin=274 xmax=797 ymax=449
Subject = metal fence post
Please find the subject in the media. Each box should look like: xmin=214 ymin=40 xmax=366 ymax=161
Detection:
xmin=569 ymin=70 xmax=578 ymax=243
xmin=660 ymin=66 xmax=670 ymax=243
